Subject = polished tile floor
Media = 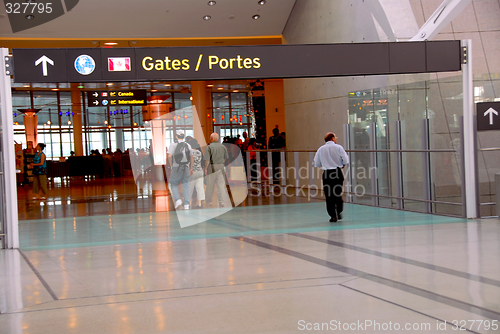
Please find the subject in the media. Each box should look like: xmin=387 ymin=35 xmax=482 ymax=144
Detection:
xmin=16 ymin=175 xmax=312 ymax=220
xmin=3 ymin=177 xmax=500 ymax=333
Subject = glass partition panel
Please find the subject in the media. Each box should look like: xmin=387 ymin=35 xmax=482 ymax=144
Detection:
xmin=373 ymin=89 xmax=391 ymax=208
xmin=348 ymin=78 xmax=466 ymax=216
xmin=428 ymin=76 xmax=463 ymax=216
xmin=348 ymin=90 xmax=375 ymax=205
xmin=398 ymin=82 xmax=428 ymax=212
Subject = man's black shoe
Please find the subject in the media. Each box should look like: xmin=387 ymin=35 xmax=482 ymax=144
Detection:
xmin=329 ymin=217 xmax=338 ymax=223
xmin=338 ymin=213 xmax=342 ymax=220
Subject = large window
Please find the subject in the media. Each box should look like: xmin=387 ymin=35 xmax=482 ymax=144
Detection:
xmin=12 ymin=86 xmax=194 ymax=158
xmin=212 ymin=92 xmax=252 ymax=139
xmin=12 ymin=90 xmax=74 ymax=159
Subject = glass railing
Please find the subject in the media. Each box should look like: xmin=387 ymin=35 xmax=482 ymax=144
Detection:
xmin=244 ymin=146 xmax=464 ymax=218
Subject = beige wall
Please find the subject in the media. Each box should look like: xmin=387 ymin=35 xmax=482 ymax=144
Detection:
xmin=282 ymin=0 xmax=390 ymax=151
xmin=264 ymin=80 xmax=286 ymax=141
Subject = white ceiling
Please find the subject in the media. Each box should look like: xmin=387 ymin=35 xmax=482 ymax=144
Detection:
xmin=0 ymin=0 xmax=296 ymax=39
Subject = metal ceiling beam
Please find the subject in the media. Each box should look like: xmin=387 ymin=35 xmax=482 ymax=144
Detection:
xmin=410 ymin=0 xmax=472 ymax=41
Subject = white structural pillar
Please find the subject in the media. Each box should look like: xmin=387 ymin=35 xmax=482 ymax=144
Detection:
xmin=0 ymin=48 xmax=19 ymax=248
xmin=462 ymin=39 xmax=478 ymax=219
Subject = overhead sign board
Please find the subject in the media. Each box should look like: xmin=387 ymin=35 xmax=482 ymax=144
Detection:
xmin=12 ymin=41 xmax=461 ymax=83
xmin=477 ymin=102 xmax=500 ymax=131
xmin=87 ymin=90 xmax=147 ymax=107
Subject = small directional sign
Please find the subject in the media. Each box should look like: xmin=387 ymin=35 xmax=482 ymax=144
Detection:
xmin=13 ymin=48 xmax=67 ymax=82
xmin=35 ymin=55 xmax=54 ymax=76
xmin=87 ymin=90 xmax=147 ymax=107
xmin=477 ymin=102 xmax=500 ymax=131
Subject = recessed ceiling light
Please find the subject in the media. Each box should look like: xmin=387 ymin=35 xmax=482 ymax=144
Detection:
xmin=106 ymin=83 xmax=113 ymax=86
xmin=104 ymin=42 xmax=118 ymax=45
xmin=25 ymin=15 xmax=34 ymax=20
xmin=203 ymin=15 xmax=211 ymax=20
xmin=51 ymin=88 xmax=59 ymax=91
xmin=208 ymin=1 xmax=216 ymax=5
xmin=151 ymin=89 xmax=158 ymax=92
xmin=217 ymin=87 xmax=224 ymax=90
xmin=258 ymin=0 xmax=266 ymax=5
xmin=233 ymin=90 xmax=239 ymax=92
xmin=252 ymin=14 xmax=260 ymax=20
xmin=23 ymin=84 xmax=30 ymax=88
xmin=207 ymin=84 xmax=214 ymax=87
xmin=164 ymin=84 xmax=171 ymax=87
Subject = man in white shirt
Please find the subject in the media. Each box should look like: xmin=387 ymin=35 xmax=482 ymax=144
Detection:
xmin=314 ymin=132 xmax=349 ymax=222
xmin=168 ymin=130 xmax=194 ymax=210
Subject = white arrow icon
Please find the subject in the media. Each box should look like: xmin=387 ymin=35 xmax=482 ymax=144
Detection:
xmin=484 ymin=107 xmax=498 ymax=125
xmin=93 ymin=101 xmax=99 ymax=105
xmin=93 ymin=92 xmax=98 ymax=97
xmin=35 ymin=55 xmax=54 ymax=77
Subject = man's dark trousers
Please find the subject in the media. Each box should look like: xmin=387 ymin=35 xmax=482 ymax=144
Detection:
xmin=322 ymin=168 xmax=344 ymax=220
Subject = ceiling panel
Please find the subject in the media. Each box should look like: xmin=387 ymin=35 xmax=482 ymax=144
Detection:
xmin=0 ymin=0 xmax=296 ymax=39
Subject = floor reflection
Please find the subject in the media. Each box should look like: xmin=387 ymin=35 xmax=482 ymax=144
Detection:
xmin=18 ymin=174 xmax=321 ymax=220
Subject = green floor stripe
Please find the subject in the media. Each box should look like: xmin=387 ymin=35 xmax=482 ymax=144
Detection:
xmin=20 ymin=202 xmax=470 ymax=251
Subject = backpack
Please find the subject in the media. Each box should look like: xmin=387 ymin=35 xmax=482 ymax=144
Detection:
xmin=173 ymin=141 xmax=191 ymax=168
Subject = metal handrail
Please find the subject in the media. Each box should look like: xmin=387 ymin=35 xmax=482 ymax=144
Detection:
xmin=249 ymin=149 xmax=457 ymax=153
xmin=344 ymin=192 xmax=462 ymax=206
xmin=256 ymin=181 xmax=462 ymax=206
xmin=259 ymin=182 xmax=462 ymax=207
xmin=479 ymin=147 xmax=500 ymax=152
xmin=346 ymin=149 xmax=456 ymax=153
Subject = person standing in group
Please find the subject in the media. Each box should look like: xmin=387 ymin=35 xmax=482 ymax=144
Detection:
xmin=168 ymin=130 xmax=193 ymax=210
xmin=113 ymin=148 xmax=123 ymax=177
xmin=241 ymin=131 xmax=250 ymax=168
xmin=204 ymin=133 xmax=229 ymax=207
xmin=247 ymin=138 xmax=258 ymax=182
xmin=186 ymin=137 xmax=205 ymax=209
xmin=313 ymin=132 xmax=349 ymax=223
xmin=31 ymin=143 xmax=48 ymax=200
xmin=241 ymin=131 xmax=250 ymax=151
xmin=268 ymin=127 xmax=286 ymax=184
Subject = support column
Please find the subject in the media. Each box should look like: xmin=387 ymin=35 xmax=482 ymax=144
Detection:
xmin=462 ymin=39 xmax=479 ymax=218
xmin=114 ymin=117 xmax=124 ymax=151
xmin=18 ymin=109 xmax=40 ymax=146
xmin=0 ymin=48 xmax=19 ymax=249
xmin=191 ymin=81 xmax=209 ymax=147
xmin=369 ymin=122 xmax=379 ymax=206
xmin=71 ymin=83 xmax=84 ymax=156
xmin=422 ymin=119 xmax=432 ymax=213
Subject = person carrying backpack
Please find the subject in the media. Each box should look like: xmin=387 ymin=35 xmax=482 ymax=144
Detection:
xmin=168 ymin=129 xmax=193 ymax=210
